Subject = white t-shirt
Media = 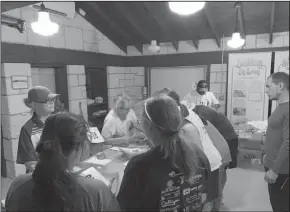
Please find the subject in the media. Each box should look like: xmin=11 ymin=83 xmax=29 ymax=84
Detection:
xmin=185 ymin=110 xmax=222 ymax=171
xmin=101 ymin=109 xmax=138 ymax=139
xmin=182 ymin=90 xmax=219 ymax=110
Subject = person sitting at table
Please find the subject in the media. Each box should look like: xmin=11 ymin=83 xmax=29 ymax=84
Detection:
xmin=102 ymin=93 xmax=145 ymax=146
xmin=5 ymin=112 xmax=120 ymax=211
xmin=17 ymin=86 xmax=60 ymax=174
xmin=117 ymin=95 xmax=211 ymax=211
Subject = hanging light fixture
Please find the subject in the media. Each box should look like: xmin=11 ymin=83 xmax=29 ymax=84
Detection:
xmin=31 ymin=3 xmax=59 ymax=36
xmin=227 ymin=2 xmax=245 ymax=48
xmin=169 ymin=2 xmax=205 ymax=15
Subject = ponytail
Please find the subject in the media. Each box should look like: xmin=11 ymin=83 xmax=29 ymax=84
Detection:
xmin=32 ymin=138 xmax=77 ymax=210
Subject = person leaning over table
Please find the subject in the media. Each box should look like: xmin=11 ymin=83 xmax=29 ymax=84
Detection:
xmin=117 ymin=95 xmax=211 ymax=212
xmin=5 ymin=112 xmax=120 ymax=212
xmin=101 ymin=93 xmax=146 ymax=146
xmin=154 ymin=88 xmax=231 ymax=211
xmin=17 ymin=86 xmax=60 ymax=173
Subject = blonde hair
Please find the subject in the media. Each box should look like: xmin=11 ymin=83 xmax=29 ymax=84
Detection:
xmin=114 ymin=93 xmax=131 ymax=109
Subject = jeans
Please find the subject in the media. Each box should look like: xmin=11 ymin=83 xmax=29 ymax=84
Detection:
xmin=212 ymin=165 xmax=227 ymax=211
xmin=265 ymin=167 xmax=289 ymax=212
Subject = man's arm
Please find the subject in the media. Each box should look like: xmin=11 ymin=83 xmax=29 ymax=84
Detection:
xmin=272 ymin=112 xmax=289 ymax=174
xmin=209 ymin=92 xmax=220 ymax=111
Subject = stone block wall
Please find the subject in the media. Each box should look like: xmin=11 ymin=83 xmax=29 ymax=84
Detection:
xmin=67 ymin=65 xmax=88 ymax=121
xmin=107 ymin=67 xmax=145 ymax=109
xmin=1 ymin=63 xmax=33 ymax=178
xmin=2 ymin=4 xmax=126 ymax=55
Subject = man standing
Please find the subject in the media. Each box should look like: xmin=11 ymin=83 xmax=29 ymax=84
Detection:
xmin=182 ymin=80 xmax=220 ymax=111
xmin=264 ymin=72 xmax=289 ymax=212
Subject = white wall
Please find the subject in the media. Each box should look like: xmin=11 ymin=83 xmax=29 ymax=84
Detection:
xmin=1 ymin=4 xmax=126 ymax=55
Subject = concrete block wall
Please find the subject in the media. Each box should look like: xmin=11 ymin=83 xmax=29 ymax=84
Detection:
xmin=1 ymin=63 xmax=33 ymax=178
xmin=107 ymin=67 xmax=145 ymax=109
xmin=67 ymin=65 xmax=88 ymax=121
xmin=210 ymin=64 xmax=228 ymax=115
xmin=1 ymin=4 xmax=125 ymax=55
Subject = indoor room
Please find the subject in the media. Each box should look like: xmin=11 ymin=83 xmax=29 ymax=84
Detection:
xmin=1 ymin=1 xmax=289 ymax=211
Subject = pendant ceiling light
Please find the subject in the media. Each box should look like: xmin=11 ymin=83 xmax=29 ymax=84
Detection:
xmin=169 ymin=2 xmax=205 ymax=15
xmin=31 ymin=3 xmax=59 ymax=36
xmin=227 ymin=3 xmax=245 ymax=49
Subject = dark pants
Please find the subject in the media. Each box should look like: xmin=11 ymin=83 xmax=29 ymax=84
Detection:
xmin=227 ymin=137 xmax=238 ymax=169
xmin=265 ymin=167 xmax=289 ymax=212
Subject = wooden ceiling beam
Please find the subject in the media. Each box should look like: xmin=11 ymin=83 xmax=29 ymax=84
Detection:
xmin=135 ymin=45 xmax=143 ymax=54
xmin=1 ymin=2 xmax=39 ymax=12
xmin=237 ymin=3 xmax=246 ymax=38
xmin=76 ymin=3 xmax=127 ymax=54
xmin=115 ymin=2 xmax=151 ymax=44
xmin=269 ymin=2 xmax=276 ymax=44
xmin=192 ymin=40 xmax=199 ymax=49
xmin=144 ymin=2 xmax=179 ymax=50
xmin=172 ymin=41 xmax=179 ymax=51
xmin=204 ymin=5 xmax=221 ymax=48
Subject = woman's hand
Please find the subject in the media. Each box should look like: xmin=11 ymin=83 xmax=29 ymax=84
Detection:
xmin=129 ymin=133 xmax=146 ymax=143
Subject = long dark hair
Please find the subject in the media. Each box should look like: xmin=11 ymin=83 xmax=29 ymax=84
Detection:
xmin=142 ymin=95 xmax=207 ymax=181
xmin=32 ymin=112 xmax=89 ymax=210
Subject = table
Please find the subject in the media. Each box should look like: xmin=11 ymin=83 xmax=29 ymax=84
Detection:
xmin=76 ymin=145 xmax=141 ymax=196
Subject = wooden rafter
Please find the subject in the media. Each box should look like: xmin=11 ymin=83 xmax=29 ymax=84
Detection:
xmin=172 ymin=41 xmax=179 ymax=51
xmin=204 ymin=5 xmax=221 ymax=48
xmin=143 ymin=2 xmax=178 ymax=50
xmin=192 ymin=40 xmax=199 ymax=50
xmin=76 ymin=2 xmax=127 ymax=53
xmin=135 ymin=45 xmax=143 ymax=54
xmin=269 ymin=2 xmax=276 ymax=44
xmin=1 ymin=2 xmax=39 ymax=12
xmin=237 ymin=3 xmax=246 ymax=38
xmin=115 ymin=2 xmax=151 ymax=44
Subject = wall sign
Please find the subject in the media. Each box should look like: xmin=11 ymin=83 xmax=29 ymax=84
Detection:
xmin=227 ymin=52 xmax=272 ymax=127
xmin=11 ymin=76 xmax=28 ymax=89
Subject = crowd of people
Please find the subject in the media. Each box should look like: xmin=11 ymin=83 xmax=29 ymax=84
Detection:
xmin=3 ymin=73 xmax=289 ymax=212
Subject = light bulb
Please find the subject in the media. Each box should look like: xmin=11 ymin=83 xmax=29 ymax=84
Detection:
xmin=227 ymin=32 xmax=245 ymax=48
xmin=169 ymin=2 xmax=205 ymax=15
xmin=31 ymin=11 xmax=59 ymax=36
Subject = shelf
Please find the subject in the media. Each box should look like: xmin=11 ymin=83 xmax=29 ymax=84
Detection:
xmin=88 ymin=102 xmax=108 ymax=107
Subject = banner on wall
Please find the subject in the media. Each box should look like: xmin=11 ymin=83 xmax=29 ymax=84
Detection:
xmin=227 ymin=52 xmax=272 ymax=127
xmin=271 ymin=51 xmax=289 ymax=113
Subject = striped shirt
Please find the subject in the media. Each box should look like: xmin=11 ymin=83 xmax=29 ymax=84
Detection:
xmin=17 ymin=113 xmax=44 ymax=164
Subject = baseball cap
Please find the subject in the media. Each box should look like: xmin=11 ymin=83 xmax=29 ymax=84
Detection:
xmin=27 ymin=86 xmax=60 ymax=103
xmin=197 ymin=80 xmax=208 ymax=88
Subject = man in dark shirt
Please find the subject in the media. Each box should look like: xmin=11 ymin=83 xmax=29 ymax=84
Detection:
xmin=264 ymin=72 xmax=289 ymax=212
xmin=193 ymin=105 xmax=238 ymax=169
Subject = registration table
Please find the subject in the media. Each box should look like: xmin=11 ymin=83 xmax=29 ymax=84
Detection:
xmin=75 ymin=145 xmax=144 ymax=196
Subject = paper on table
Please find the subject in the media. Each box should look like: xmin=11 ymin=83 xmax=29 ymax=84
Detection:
xmin=80 ymin=167 xmax=110 ymax=186
xmin=110 ymin=147 xmax=121 ymax=151
xmin=88 ymin=127 xmax=105 ymax=144
xmin=247 ymin=120 xmax=268 ymax=132
xmin=85 ymin=155 xmax=111 ymax=166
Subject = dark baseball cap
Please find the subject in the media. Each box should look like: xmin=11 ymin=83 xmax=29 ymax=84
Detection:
xmin=197 ymin=80 xmax=208 ymax=88
xmin=28 ymin=86 xmax=60 ymax=103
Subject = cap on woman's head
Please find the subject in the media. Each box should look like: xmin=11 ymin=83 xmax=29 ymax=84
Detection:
xmin=25 ymin=86 xmax=60 ymax=107
xmin=197 ymin=80 xmax=208 ymax=88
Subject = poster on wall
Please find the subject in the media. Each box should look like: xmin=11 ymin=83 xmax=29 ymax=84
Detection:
xmin=272 ymin=51 xmax=289 ymax=113
xmin=227 ymin=52 xmax=272 ymax=128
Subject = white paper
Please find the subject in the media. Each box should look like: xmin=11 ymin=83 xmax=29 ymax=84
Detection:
xmin=85 ymin=155 xmax=111 ymax=166
xmin=88 ymin=127 xmax=105 ymax=144
xmin=124 ymin=161 xmax=129 ymax=166
xmin=80 ymin=167 xmax=110 ymax=186
xmin=247 ymin=120 xmax=268 ymax=132
xmin=110 ymin=147 xmax=121 ymax=151
xmin=1 ymin=199 xmax=5 ymax=206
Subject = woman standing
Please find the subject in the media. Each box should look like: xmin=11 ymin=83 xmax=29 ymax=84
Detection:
xmin=6 ymin=112 xmax=120 ymax=211
xmin=17 ymin=86 xmax=59 ymax=173
xmin=117 ymin=95 xmax=210 ymax=211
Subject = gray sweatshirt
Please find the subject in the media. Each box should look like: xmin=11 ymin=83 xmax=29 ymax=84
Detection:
xmin=265 ymin=102 xmax=289 ymax=174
